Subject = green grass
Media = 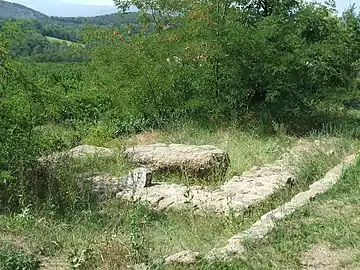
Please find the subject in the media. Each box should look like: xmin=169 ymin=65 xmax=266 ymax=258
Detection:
xmin=190 ymin=155 xmax=360 ymax=269
xmin=45 ymin=36 xmax=81 ymax=46
xmin=0 ymin=244 xmax=40 ymax=270
xmin=1 ymin=122 xmax=359 ymax=269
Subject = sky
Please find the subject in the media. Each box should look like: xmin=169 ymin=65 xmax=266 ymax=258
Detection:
xmin=62 ymin=0 xmax=114 ymax=5
xmin=318 ymin=0 xmax=359 ymax=13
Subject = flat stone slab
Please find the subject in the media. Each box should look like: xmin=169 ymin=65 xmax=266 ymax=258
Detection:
xmin=38 ymin=145 xmax=118 ymax=164
xmin=124 ymin=144 xmax=229 ymax=179
xmin=117 ymin=164 xmax=293 ymax=215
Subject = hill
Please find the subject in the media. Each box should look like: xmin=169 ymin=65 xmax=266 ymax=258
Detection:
xmin=0 ymin=0 xmax=139 ymax=27
xmin=6 ymin=0 xmax=120 ymax=17
xmin=51 ymin=12 xmax=140 ymax=27
xmin=0 ymin=0 xmax=48 ymax=20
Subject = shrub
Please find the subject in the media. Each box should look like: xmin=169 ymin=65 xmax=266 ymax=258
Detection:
xmin=0 ymin=246 xmax=40 ymax=270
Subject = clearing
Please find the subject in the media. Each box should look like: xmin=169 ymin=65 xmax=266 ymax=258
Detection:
xmin=1 ymin=122 xmax=360 ymax=269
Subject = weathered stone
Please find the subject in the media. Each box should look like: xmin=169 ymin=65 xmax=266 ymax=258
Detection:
xmin=87 ymin=174 xmax=123 ymax=197
xmin=164 ymin=250 xmax=199 ymax=265
xmin=66 ymin=145 xmax=118 ymax=159
xmin=124 ymin=144 xmax=229 ymax=179
xmin=38 ymin=145 xmax=118 ymax=165
xmin=123 ymin=167 xmax=152 ymax=189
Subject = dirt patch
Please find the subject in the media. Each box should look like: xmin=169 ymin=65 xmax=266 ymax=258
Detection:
xmin=40 ymin=257 xmax=68 ymax=270
xmin=0 ymin=231 xmax=29 ymax=251
xmin=300 ymin=243 xmax=357 ymax=270
xmin=313 ymin=200 xmax=360 ymax=219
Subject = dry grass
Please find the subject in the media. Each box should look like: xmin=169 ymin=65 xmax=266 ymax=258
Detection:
xmin=1 ymin=123 xmax=360 ymax=269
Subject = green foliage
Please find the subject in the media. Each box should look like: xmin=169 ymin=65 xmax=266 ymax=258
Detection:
xmin=2 ymin=20 xmax=88 ymax=62
xmin=127 ymin=202 xmax=151 ymax=264
xmin=103 ymin=0 xmax=360 ymax=130
xmin=0 ymin=22 xmax=91 ymax=213
xmin=0 ymin=21 xmax=42 ymax=177
xmin=1 ymin=0 xmax=360 ymax=217
xmin=0 ymin=246 xmax=40 ymax=270
xmin=68 ymin=247 xmax=95 ymax=269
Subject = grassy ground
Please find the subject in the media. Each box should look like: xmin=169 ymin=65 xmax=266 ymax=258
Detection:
xmin=45 ymin=36 xmax=81 ymax=46
xmin=195 ymin=155 xmax=360 ymax=270
xmin=0 ymin=122 xmax=359 ymax=269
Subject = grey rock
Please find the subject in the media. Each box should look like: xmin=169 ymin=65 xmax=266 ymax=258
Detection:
xmin=124 ymin=144 xmax=229 ymax=179
xmin=66 ymin=145 xmax=118 ymax=159
xmin=87 ymin=174 xmax=123 ymax=198
xmin=123 ymin=167 xmax=152 ymax=189
xmin=87 ymin=167 xmax=152 ymax=199
xmin=118 ymin=139 xmax=340 ymax=216
xmin=164 ymin=250 xmax=199 ymax=265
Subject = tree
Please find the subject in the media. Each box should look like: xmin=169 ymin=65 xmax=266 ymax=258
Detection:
xmin=101 ymin=0 xmax=360 ymax=128
xmin=235 ymin=0 xmax=299 ymax=17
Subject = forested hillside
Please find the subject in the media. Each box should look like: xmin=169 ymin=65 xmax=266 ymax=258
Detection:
xmin=51 ymin=12 xmax=140 ymax=27
xmin=0 ymin=0 xmax=140 ymax=42
xmin=0 ymin=0 xmax=139 ymax=26
xmin=1 ymin=0 xmax=360 ymax=269
xmin=0 ymin=1 xmax=140 ymax=61
xmin=0 ymin=0 xmax=48 ymax=20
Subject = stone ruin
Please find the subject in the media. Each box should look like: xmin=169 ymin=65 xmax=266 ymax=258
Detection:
xmin=47 ymin=140 xmax=339 ymax=217
xmin=116 ymin=140 xmax=337 ymax=215
xmin=39 ymin=140 xmax=357 ymax=265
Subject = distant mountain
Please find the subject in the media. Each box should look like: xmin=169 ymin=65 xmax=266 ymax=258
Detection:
xmin=0 ymin=0 xmax=140 ymax=44
xmin=0 ymin=0 xmax=48 ymax=20
xmin=4 ymin=0 xmax=125 ymax=17
xmin=52 ymin=12 xmax=140 ymax=27
xmin=0 ymin=0 xmax=139 ymax=27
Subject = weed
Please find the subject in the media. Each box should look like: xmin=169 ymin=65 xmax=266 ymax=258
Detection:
xmin=68 ymin=246 xmax=94 ymax=269
xmin=0 ymin=246 xmax=40 ymax=270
